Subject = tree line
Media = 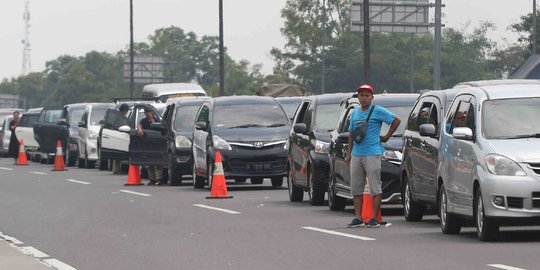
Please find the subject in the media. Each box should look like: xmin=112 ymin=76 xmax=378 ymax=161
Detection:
xmin=0 ymin=0 xmax=537 ymax=108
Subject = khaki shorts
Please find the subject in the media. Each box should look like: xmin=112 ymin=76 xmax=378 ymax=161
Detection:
xmin=350 ymin=155 xmax=382 ymax=196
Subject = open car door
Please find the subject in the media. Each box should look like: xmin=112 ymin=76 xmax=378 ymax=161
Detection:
xmin=100 ymin=109 xmax=130 ymax=161
xmin=128 ymin=104 xmax=167 ymax=166
xmin=33 ymin=106 xmax=68 ymax=154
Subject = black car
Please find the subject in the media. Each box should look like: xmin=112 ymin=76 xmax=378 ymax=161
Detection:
xmin=287 ymin=93 xmax=351 ymax=205
xmin=161 ymin=97 xmax=206 ymax=185
xmin=192 ymin=96 xmax=290 ymax=189
xmin=275 ymin=96 xmax=304 ymax=121
xmin=327 ymin=93 xmax=419 ymax=211
xmin=399 ymin=88 xmax=459 ymax=221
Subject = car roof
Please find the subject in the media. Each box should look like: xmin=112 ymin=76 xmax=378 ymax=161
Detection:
xmin=304 ymin=92 xmax=352 ymax=105
xmin=344 ymin=93 xmax=420 ymax=107
xmin=274 ymin=96 xmax=305 ymax=104
xmin=26 ymin=107 xmax=43 ymax=113
xmin=455 ymin=79 xmax=540 ymax=100
xmin=86 ymin=103 xmax=113 ymax=110
xmin=212 ymin=95 xmax=278 ymax=106
xmin=166 ymin=96 xmax=207 ymax=106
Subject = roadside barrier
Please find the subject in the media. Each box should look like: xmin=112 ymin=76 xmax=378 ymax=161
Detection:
xmin=206 ymin=151 xmax=233 ymax=199
xmin=15 ymin=139 xmax=29 ymax=166
xmin=51 ymin=140 xmax=67 ymax=171
xmin=124 ymin=165 xmax=143 ymax=186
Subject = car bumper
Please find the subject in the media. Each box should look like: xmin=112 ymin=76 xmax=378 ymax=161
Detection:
xmin=85 ymin=139 xmax=99 ymax=161
xmin=310 ymin=152 xmax=331 ymax=184
xmin=482 ymin=173 xmax=540 ymax=218
xmin=214 ymin=146 xmax=287 ymax=178
xmin=381 ymin=159 xmax=402 ymax=203
xmin=172 ymin=148 xmax=194 ymax=173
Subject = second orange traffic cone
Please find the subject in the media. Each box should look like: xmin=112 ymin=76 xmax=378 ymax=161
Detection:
xmin=206 ymin=151 xmax=233 ymax=199
xmin=51 ymin=140 xmax=67 ymax=171
xmin=361 ymin=180 xmax=383 ymax=223
xmin=16 ymin=139 xmax=29 ymax=166
xmin=124 ymin=165 xmax=143 ymax=186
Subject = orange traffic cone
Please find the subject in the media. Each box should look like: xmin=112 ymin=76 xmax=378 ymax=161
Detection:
xmin=15 ymin=139 xmax=29 ymax=166
xmin=51 ymin=140 xmax=67 ymax=171
xmin=124 ymin=165 xmax=143 ymax=186
xmin=206 ymin=151 xmax=233 ymax=199
xmin=361 ymin=181 xmax=383 ymax=223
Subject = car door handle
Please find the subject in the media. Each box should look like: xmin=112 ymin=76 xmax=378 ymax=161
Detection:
xmin=102 ymin=135 xmax=109 ymax=139
xmin=420 ymin=141 xmax=426 ymax=147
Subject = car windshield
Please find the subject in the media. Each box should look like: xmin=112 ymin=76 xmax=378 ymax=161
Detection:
xmin=314 ymin=103 xmax=342 ymax=131
xmin=213 ymin=103 xmax=288 ymax=128
xmin=90 ymin=109 xmax=107 ymax=126
xmin=173 ymin=105 xmax=200 ymax=131
xmin=482 ymin=98 xmax=540 ymax=139
xmin=380 ymin=105 xmax=414 ymax=136
xmin=277 ymin=101 xmax=301 ymax=119
xmin=69 ymin=108 xmax=85 ymax=126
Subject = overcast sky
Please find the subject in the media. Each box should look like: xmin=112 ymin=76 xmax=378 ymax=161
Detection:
xmin=0 ymin=0 xmax=535 ymax=80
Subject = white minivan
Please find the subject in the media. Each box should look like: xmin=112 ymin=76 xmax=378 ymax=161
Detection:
xmin=141 ymin=83 xmax=207 ymax=102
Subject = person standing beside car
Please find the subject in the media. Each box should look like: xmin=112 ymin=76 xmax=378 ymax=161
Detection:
xmin=8 ymin=111 xmax=21 ymax=163
xmin=112 ymin=103 xmax=130 ymax=174
xmin=137 ymin=107 xmax=164 ymax=185
xmin=346 ymin=84 xmax=401 ymax=228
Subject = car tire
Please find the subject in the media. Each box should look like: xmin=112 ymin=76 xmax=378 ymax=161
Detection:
xmin=475 ymin=189 xmax=499 ymax=241
xmin=307 ymin=168 xmax=325 ymax=206
xmin=287 ymin=167 xmax=303 ymax=202
xmin=270 ymin=176 xmax=283 ymax=187
xmin=98 ymin=148 xmax=108 ymax=170
xmin=168 ymin=152 xmax=183 ymax=186
xmin=66 ymin=150 xmax=76 ymax=167
xmin=439 ymin=184 xmax=462 ymax=234
xmin=328 ymin=170 xmax=346 ymax=211
xmin=403 ymin=176 xmax=424 ymax=221
xmin=251 ymin=177 xmax=264 ymax=185
xmin=192 ymin=162 xmax=205 ymax=189
xmin=85 ymin=151 xmax=95 ymax=169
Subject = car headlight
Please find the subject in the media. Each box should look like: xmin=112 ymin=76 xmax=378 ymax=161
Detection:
xmin=284 ymin=139 xmax=289 ymax=150
xmin=175 ymin=135 xmax=192 ymax=148
xmin=314 ymin=140 xmax=330 ymax=154
xmin=89 ymin=131 xmax=99 ymax=140
xmin=485 ymin=154 xmax=526 ymax=176
xmin=383 ymin=150 xmax=401 ymax=161
xmin=212 ymin=135 xmax=232 ymax=150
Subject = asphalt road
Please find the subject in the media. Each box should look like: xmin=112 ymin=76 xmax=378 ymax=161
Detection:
xmin=1 ymin=158 xmax=540 ymax=270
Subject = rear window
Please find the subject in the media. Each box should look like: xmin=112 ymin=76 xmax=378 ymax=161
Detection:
xmin=39 ymin=109 xmax=63 ymax=123
xmin=173 ymin=105 xmax=200 ymax=131
xmin=213 ymin=103 xmax=288 ymax=128
xmin=19 ymin=114 xmax=39 ymax=127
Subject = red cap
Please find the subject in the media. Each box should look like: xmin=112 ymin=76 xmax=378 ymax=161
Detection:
xmin=356 ymin=84 xmax=374 ymax=94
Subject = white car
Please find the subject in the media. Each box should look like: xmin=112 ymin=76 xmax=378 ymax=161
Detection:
xmin=77 ymin=103 xmax=111 ymax=168
xmin=0 ymin=114 xmax=13 ymax=157
xmin=14 ymin=108 xmax=42 ymax=161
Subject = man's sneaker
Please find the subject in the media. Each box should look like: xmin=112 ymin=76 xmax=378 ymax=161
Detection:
xmin=347 ymin=218 xmax=365 ymax=228
xmin=366 ymin=218 xmax=380 ymax=228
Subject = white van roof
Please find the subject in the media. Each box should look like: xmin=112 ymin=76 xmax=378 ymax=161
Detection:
xmin=142 ymin=83 xmax=206 ymax=96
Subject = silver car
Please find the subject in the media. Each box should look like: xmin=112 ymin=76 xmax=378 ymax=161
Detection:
xmin=435 ymin=79 xmax=540 ymax=241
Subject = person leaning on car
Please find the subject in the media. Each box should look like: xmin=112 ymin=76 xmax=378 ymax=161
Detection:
xmin=137 ymin=106 xmax=164 ymax=185
xmin=345 ymin=84 xmax=401 ymax=228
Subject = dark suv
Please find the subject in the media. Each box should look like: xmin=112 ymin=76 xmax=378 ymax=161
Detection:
xmin=399 ymin=89 xmax=459 ymax=221
xmin=161 ymin=97 xmax=206 ymax=185
xmin=327 ymin=93 xmax=419 ymax=211
xmin=192 ymin=96 xmax=290 ymax=189
xmin=287 ymin=93 xmax=351 ymax=205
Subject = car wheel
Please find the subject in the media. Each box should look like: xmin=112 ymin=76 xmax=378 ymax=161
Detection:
xmin=98 ymin=148 xmax=108 ymax=170
xmin=66 ymin=150 xmax=75 ymax=167
xmin=234 ymin=177 xmax=247 ymax=183
xmin=251 ymin=177 xmax=264 ymax=185
xmin=270 ymin=176 xmax=283 ymax=187
xmin=168 ymin=152 xmax=183 ymax=186
xmin=403 ymin=176 xmax=424 ymax=221
xmin=328 ymin=169 xmax=346 ymax=211
xmin=475 ymin=189 xmax=499 ymax=241
xmin=307 ymin=168 xmax=325 ymax=206
xmin=85 ymin=151 xmax=95 ymax=169
xmin=287 ymin=167 xmax=303 ymax=202
xmin=439 ymin=184 xmax=462 ymax=234
xmin=192 ymin=162 xmax=205 ymax=189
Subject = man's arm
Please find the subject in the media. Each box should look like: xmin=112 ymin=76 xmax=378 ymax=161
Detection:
xmin=381 ymin=117 xmax=401 ymax=142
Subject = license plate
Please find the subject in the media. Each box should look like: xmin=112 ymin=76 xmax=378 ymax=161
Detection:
xmin=249 ymin=163 xmax=272 ymax=170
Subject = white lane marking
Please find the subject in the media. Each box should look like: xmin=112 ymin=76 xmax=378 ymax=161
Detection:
xmin=0 ymin=232 xmax=24 ymax=244
xmin=19 ymin=246 xmax=49 ymax=258
xmin=66 ymin=179 xmax=91 ymax=185
xmin=193 ymin=204 xmax=241 ymax=215
xmin=302 ymin=226 xmax=376 ymax=241
xmin=0 ymin=167 xmax=13 ymax=171
xmin=43 ymin=258 xmax=78 ymax=270
xmin=119 ymin=189 xmax=151 ymax=197
xmin=29 ymin=171 xmax=47 ymax=175
xmin=488 ymin=264 xmax=526 ymax=270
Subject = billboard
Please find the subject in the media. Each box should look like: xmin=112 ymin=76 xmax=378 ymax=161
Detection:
xmin=123 ymin=56 xmax=167 ymax=84
xmin=351 ymin=0 xmax=432 ymax=33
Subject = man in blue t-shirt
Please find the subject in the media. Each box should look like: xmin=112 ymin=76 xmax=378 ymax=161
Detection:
xmin=345 ymin=84 xmax=401 ymax=228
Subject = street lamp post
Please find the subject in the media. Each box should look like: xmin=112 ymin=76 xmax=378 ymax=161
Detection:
xmin=219 ymin=0 xmax=225 ymax=97
xmin=363 ymin=0 xmax=371 ymax=84
xmin=129 ymin=0 xmax=134 ymax=99
xmin=534 ymin=0 xmax=537 ymax=55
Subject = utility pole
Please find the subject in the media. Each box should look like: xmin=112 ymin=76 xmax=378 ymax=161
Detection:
xmin=321 ymin=0 xmax=326 ymax=94
xmin=433 ymin=0 xmax=441 ymax=90
xmin=219 ymin=0 xmax=225 ymax=97
xmin=129 ymin=0 xmax=134 ymax=99
xmin=22 ymin=0 xmax=31 ymax=76
xmin=534 ymin=0 xmax=537 ymax=55
xmin=363 ymin=0 xmax=371 ymax=84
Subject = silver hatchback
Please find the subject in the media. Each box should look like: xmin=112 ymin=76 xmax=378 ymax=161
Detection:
xmin=437 ymin=80 xmax=540 ymax=241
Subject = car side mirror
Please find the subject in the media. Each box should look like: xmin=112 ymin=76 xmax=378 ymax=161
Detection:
xmin=57 ymin=118 xmax=67 ymax=125
xmin=337 ymin=132 xmax=350 ymax=144
xmin=452 ymin=127 xmax=474 ymax=141
xmin=150 ymin=122 xmax=166 ymax=132
xmin=195 ymin=121 xmax=208 ymax=131
xmin=293 ymin=123 xmax=308 ymax=134
xmin=99 ymin=120 xmax=105 ymax=125
xmin=419 ymin=123 xmax=437 ymax=137
xmin=118 ymin=125 xmax=131 ymax=133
